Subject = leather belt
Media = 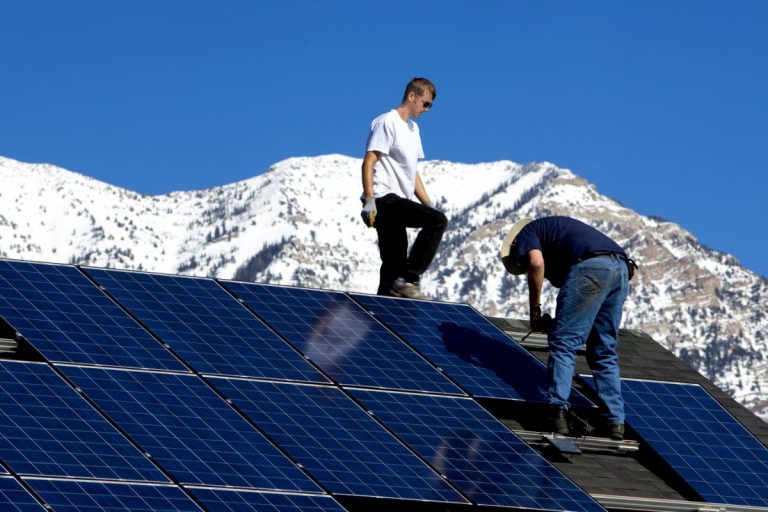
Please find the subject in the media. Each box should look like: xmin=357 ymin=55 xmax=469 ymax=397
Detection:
xmin=588 ymin=253 xmax=614 ymax=260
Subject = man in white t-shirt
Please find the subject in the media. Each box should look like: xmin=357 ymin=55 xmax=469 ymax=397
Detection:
xmin=360 ymin=77 xmax=447 ymax=299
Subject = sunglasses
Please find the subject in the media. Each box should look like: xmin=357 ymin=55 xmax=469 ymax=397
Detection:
xmin=421 ymin=100 xmax=433 ymax=109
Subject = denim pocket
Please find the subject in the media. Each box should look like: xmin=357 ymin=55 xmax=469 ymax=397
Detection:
xmin=578 ymin=265 xmax=611 ymax=295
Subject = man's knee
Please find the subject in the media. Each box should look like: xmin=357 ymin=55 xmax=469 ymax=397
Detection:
xmin=430 ymin=209 xmax=447 ymax=232
xmin=437 ymin=210 xmax=447 ymax=229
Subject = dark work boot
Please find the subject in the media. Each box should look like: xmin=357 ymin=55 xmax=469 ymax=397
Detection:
xmin=607 ymin=423 xmax=625 ymax=440
xmin=548 ymin=405 xmax=570 ymax=435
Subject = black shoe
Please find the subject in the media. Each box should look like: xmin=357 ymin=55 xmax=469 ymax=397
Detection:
xmin=390 ymin=279 xmax=429 ymax=300
xmin=607 ymin=423 xmax=624 ymax=440
xmin=548 ymin=405 xmax=570 ymax=435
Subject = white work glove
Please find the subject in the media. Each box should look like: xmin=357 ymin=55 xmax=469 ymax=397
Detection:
xmin=361 ymin=197 xmax=377 ymax=227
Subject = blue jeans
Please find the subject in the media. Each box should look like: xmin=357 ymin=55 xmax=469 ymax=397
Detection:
xmin=547 ymin=254 xmax=629 ymax=424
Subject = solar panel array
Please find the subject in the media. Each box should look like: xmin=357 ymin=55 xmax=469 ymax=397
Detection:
xmin=0 ymin=260 xmax=185 ymax=371
xmin=350 ymin=389 xmax=605 ymax=511
xmin=350 ymin=294 xmax=593 ymax=406
xmin=187 ymin=488 xmax=349 ymax=512
xmin=83 ymin=268 xmax=328 ymax=383
xmin=0 ymin=361 xmax=167 ymax=483
xmin=0 ymin=259 xmax=620 ymax=511
xmin=59 ymin=366 xmax=321 ymax=492
xmin=0 ymin=476 xmax=46 ymax=511
xmin=207 ymin=378 xmax=467 ymax=503
xmin=221 ymin=282 xmax=461 ymax=394
xmin=25 ymin=480 xmax=202 ymax=512
xmin=582 ymin=377 xmax=768 ymax=507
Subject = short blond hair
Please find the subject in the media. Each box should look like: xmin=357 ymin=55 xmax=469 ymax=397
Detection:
xmin=402 ymin=77 xmax=436 ymax=102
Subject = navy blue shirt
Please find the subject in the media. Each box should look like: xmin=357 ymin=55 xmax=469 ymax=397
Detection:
xmin=512 ymin=216 xmax=626 ymax=287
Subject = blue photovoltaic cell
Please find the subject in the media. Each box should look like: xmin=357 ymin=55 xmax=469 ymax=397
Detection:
xmin=208 ymin=377 xmax=468 ymax=504
xmin=221 ymin=281 xmax=461 ymax=394
xmin=60 ymin=366 xmax=321 ymax=493
xmin=584 ymin=377 xmax=768 ymax=507
xmin=0 ymin=260 xmax=185 ymax=371
xmin=351 ymin=389 xmax=605 ymax=511
xmin=189 ymin=489 xmax=348 ymax=512
xmin=84 ymin=268 xmax=328 ymax=383
xmin=0 ymin=477 xmax=45 ymax=511
xmin=0 ymin=361 xmax=168 ymax=482
xmin=26 ymin=479 xmax=202 ymax=512
xmin=351 ymin=294 xmax=592 ymax=406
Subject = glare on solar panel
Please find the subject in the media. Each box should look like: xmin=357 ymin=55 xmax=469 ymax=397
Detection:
xmin=0 ymin=260 xmax=185 ymax=371
xmin=0 ymin=360 xmax=168 ymax=482
xmin=207 ymin=377 xmax=468 ymax=504
xmin=220 ymin=281 xmax=462 ymax=394
xmin=350 ymin=389 xmax=605 ymax=511
xmin=350 ymin=294 xmax=593 ymax=406
xmin=59 ymin=365 xmax=322 ymax=493
xmin=84 ymin=268 xmax=329 ymax=383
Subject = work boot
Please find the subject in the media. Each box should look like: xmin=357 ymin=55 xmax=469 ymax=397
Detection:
xmin=548 ymin=405 xmax=570 ymax=435
xmin=391 ymin=279 xmax=428 ymax=300
xmin=606 ymin=423 xmax=624 ymax=440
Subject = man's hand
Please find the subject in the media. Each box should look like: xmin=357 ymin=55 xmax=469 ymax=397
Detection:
xmin=530 ymin=304 xmax=553 ymax=333
xmin=361 ymin=197 xmax=377 ymax=227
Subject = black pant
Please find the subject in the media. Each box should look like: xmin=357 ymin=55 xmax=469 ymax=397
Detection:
xmin=374 ymin=194 xmax=447 ymax=295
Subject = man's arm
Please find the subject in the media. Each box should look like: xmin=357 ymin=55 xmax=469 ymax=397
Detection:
xmin=526 ymin=249 xmax=546 ymax=328
xmin=361 ymin=151 xmax=379 ymax=198
xmin=414 ymin=172 xmax=432 ymax=205
xmin=360 ymin=151 xmax=380 ymax=227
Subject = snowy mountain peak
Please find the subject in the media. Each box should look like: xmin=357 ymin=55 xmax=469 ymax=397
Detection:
xmin=0 ymin=154 xmax=766 ymax=420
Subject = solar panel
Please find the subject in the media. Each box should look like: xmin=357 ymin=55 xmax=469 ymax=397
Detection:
xmin=0 ymin=260 xmax=185 ymax=371
xmin=0 ymin=360 xmax=168 ymax=482
xmin=0 ymin=477 xmax=45 ymax=511
xmin=59 ymin=366 xmax=322 ymax=493
xmin=583 ymin=377 xmax=768 ymax=507
xmin=220 ymin=281 xmax=462 ymax=394
xmin=351 ymin=389 xmax=606 ymax=511
xmin=188 ymin=488 xmax=348 ymax=512
xmin=84 ymin=268 xmax=329 ymax=383
xmin=350 ymin=294 xmax=592 ymax=406
xmin=25 ymin=479 xmax=202 ymax=512
xmin=208 ymin=377 xmax=468 ymax=504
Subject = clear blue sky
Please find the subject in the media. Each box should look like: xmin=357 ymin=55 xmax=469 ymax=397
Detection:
xmin=2 ymin=1 xmax=767 ymax=278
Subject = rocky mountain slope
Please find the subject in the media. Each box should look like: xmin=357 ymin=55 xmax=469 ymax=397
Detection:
xmin=1 ymin=154 xmax=766 ymax=420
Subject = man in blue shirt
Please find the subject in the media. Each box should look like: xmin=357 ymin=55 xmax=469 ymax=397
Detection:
xmin=501 ymin=216 xmax=634 ymax=439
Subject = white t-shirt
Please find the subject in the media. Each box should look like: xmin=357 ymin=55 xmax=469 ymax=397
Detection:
xmin=365 ymin=109 xmax=424 ymax=200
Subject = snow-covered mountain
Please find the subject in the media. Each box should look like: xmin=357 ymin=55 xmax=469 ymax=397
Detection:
xmin=1 ymin=154 xmax=766 ymax=420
